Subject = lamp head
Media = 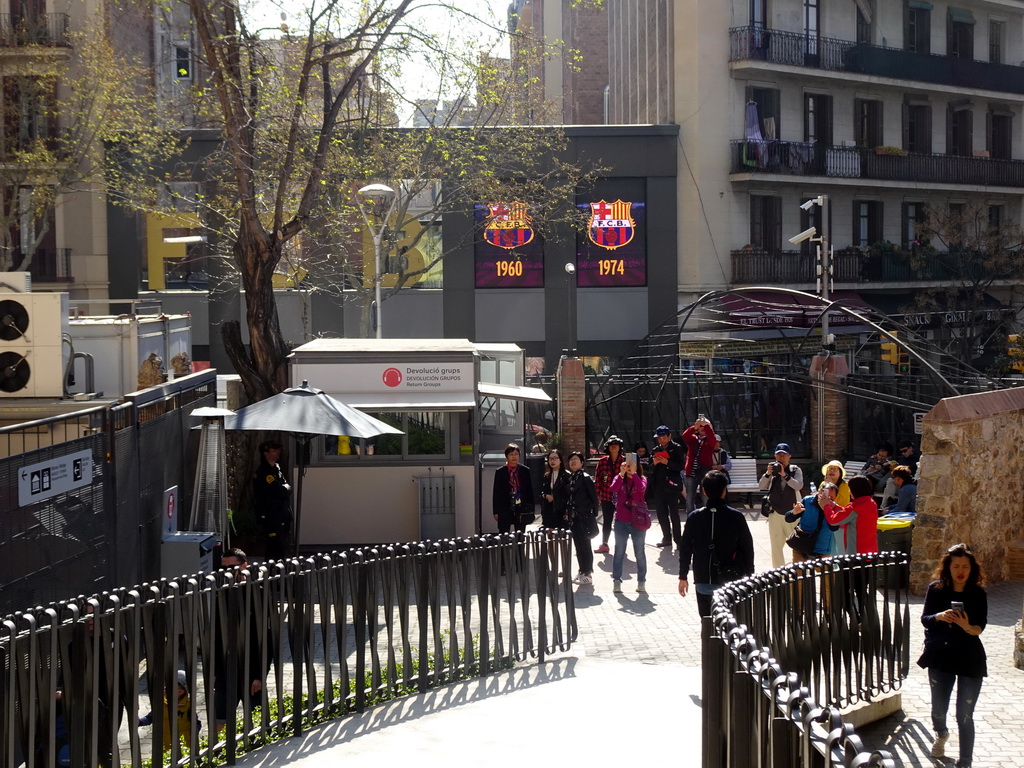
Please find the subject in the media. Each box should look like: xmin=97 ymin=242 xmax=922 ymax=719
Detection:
xmin=358 ymin=183 xmax=396 ymax=203
xmin=564 ymin=263 xmax=576 ymax=274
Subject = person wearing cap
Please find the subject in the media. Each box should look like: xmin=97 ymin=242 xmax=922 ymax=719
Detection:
xmin=680 ymin=416 xmax=718 ymax=514
xmin=594 ymin=435 xmax=626 ymax=554
xmin=138 ymin=670 xmax=202 ymax=750
xmin=647 ymin=425 xmax=685 ymax=549
xmin=253 ymin=440 xmax=293 ymax=560
xmin=758 ymin=443 xmax=803 ymax=568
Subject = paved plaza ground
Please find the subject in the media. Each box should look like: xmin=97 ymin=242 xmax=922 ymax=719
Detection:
xmin=233 ymin=510 xmax=1024 ymax=768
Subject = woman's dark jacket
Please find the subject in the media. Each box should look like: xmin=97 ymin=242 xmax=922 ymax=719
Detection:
xmin=559 ymin=469 xmax=598 ymax=528
xmin=917 ymin=580 xmax=988 ymax=678
xmin=541 ymin=469 xmax=569 ymax=527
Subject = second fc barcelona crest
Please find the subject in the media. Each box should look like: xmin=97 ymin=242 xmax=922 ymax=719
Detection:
xmin=588 ymin=200 xmax=635 ymax=250
xmin=484 ymin=202 xmax=535 ymax=249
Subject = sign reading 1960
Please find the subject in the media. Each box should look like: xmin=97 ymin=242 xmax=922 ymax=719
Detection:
xmin=18 ymin=450 xmax=94 ymax=507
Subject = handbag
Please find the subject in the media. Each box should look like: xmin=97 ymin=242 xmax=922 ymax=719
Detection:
xmin=574 ymin=511 xmax=599 ymax=539
xmin=786 ymin=507 xmax=825 ymax=556
xmin=631 ymin=501 xmax=652 ymax=531
xmin=760 ymin=495 xmax=773 ymax=518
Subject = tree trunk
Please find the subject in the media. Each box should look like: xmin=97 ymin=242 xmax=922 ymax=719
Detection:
xmin=223 ymin=222 xmax=290 ymax=403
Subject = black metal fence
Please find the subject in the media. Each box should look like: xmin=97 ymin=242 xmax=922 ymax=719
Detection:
xmin=702 ymin=552 xmax=910 ymax=767
xmin=731 ymin=140 xmax=1024 ymax=188
xmin=0 ymin=531 xmax=575 ymax=767
xmin=729 ymin=25 xmax=1024 ymax=95
xmin=0 ymin=13 xmax=69 ymax=47
xmin=0 ymin=371 xmax=216 ymax=615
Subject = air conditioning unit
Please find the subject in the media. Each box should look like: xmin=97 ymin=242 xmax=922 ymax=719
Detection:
xmin=0 ymin=292 xmax=69 ymax=398
xmin=0 ymin=271 xmax=31 ymax=293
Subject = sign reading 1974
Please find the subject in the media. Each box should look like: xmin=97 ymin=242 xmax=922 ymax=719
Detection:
xmin=18 ymin=450 xmax=93 ymax=507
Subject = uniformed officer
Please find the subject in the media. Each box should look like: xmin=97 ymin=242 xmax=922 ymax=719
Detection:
xmin=253 ymin=440 xmax=292 ymax=559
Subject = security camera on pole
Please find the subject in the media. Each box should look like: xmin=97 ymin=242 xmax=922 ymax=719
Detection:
xmin=789 ymin=195 xmax=848 ymax=461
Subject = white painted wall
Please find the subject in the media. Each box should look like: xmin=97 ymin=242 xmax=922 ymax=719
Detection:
xmin=297 ymin=464 xmax=477 ymax=547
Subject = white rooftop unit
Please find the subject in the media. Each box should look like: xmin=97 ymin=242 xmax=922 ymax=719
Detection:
xmin=67 ymin=314 xmax=192 ymax=398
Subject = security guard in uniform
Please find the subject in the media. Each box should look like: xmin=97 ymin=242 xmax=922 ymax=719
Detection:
xmin=253 ymin=440 xmax=292 ymax=559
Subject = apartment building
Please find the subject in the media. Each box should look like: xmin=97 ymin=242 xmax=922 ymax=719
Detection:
xmin=0 ymin=0 xmax=199 ymax=302
xmin=608 ymin=1 xmax=1024 ymax=321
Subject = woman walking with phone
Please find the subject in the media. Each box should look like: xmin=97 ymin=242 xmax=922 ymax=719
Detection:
xmin=917 ymin=543 xmax=988 ymax=768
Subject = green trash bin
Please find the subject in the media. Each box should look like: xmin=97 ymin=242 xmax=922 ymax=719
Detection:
xmin=876 ymin=517 xmax=913 ymax=588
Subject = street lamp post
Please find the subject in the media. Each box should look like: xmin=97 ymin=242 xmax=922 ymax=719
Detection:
xmin=564 ymin=262 xmax=577 ymax=356
xmin=357 ymin=183 xmax=397 ymax=339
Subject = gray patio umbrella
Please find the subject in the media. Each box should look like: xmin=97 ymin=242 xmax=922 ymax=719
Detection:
xmin=225 ymin=380 xmax=402 ymax=555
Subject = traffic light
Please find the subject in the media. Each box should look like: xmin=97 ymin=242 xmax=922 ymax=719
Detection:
xmin=880 ymin=332 xmax=899 ymax=365
xmin=1009 ymin=334 xmax=1024 ymax=373
xmin=897 ymin=351 xmax=911 ymax=374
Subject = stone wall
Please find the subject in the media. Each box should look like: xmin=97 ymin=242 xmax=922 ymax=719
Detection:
xmin=913 ymin=387 xmax=1024 ymax=593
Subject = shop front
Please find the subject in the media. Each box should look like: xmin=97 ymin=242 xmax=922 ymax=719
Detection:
xmin=288 ymin=339 xmax=548 ymax=548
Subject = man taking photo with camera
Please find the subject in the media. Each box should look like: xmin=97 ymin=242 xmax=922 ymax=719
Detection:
xmin=758 ymin=443 xmax=803 ymax=568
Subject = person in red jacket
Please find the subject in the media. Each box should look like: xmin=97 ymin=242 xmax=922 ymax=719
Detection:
xmin=822 ymin=474 xmax=878 ymax=554
xmin=680 ymin=416 xmax=718 ymax=513
xmin=594 ymin=435 xmax=626 ymax=554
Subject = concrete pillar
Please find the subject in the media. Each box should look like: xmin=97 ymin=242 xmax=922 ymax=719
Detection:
xmin=809 ymin=354 xmax=849 ymax=462
xmin=557 ymin=355 xmax=586 ymax=453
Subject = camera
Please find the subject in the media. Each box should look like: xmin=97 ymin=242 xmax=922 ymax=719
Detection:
xmin=771 ymin=461 xmax=783 ymax=472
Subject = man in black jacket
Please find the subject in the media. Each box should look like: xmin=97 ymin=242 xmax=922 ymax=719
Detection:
xmin=253 ymin=440 xmax=292 ymax=559
xmin=492 ymin=443 xmax=535 ymax=533
xmin=647 ymin=425 xmax=685 ymax=549
xmin=677 ymin=471 xmax=755 ymax=617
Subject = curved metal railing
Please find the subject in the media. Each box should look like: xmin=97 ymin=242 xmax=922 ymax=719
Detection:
xmin=702 ymin=551 xmax=910 ymax=767
xmin=1 ymin=531 xmax=575 ymax=767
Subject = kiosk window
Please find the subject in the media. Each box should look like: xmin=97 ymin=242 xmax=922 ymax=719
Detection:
xmin=321 ymin=411 xmax=450 ymax=461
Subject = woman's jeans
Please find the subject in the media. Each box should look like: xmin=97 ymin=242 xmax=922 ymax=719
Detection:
xmin=928 ymin=668 xmax=983 ymax=766
xmin=611 ymin=520 xmax=647 ymax=582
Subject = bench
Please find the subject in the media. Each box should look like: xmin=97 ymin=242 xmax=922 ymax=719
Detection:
xmin=727 ymin=457 xmax=761 ymax=507
xmin=843 ymin=460 xmax=865 ymax=479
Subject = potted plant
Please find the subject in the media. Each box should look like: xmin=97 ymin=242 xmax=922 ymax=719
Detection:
xmin=874 ymin=145 xmax=908 ymax=156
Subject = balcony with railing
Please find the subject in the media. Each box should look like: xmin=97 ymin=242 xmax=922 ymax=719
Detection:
xmin=732 ymin=245 xmax=1019 ymax=285
xmin=730 ymin=25 xmax=1024 ymax=95
xmin=731 ymin=140 xmax=1024 ymax=188
xmin=24 ymin=247 xmax=73 ymax=283
xmin=0 ymin=13 xmax=69 ymax=47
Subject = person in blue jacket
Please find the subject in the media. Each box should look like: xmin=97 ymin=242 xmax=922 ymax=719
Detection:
xmin=786 ymin=481 xmax=838 ymax=561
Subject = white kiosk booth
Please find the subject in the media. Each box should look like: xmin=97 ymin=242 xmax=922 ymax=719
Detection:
xmin=287 ymin=339 xmax=550 ymax=548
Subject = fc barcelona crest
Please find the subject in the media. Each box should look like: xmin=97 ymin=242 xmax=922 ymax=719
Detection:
xmin=588 ymin=200 xmax=635 ymax=250
xmin=484 ymin=202 xmax=534 ymax=249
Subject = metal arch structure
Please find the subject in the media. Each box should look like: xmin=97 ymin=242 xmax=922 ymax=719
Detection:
xmin=582 ymin=287 xmax=1007 ymax=455
xmin=626 ymin=286 xmax=992 ymax=394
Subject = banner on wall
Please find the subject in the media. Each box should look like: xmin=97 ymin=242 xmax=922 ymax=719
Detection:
xmin=576 ymin=196 xmax=646 ymax=287
xmin=474 ymin=202 xmax=544 ymax=288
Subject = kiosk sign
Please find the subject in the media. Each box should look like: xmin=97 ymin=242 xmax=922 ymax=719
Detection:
xmin=18 ymin=449 xmax=93 ymax=506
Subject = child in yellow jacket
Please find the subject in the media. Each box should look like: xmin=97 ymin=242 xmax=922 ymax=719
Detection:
xmin=139 ymin=670 xmax=201 ymax=749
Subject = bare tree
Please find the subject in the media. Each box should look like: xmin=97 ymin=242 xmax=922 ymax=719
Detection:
xmin=0 ymin=14 xmax=165 ymax=273
xmin=171 ymin=0 xmax=596 ymax=402
xmin=910 ymin=201 xmax=1024 ymax=368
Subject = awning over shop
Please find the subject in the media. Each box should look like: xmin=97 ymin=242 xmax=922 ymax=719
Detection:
xmin=342 ymin=393 xmax=477 ymax=410
xmin=862 ymin=292 xmax=1013 ymax=328
xmin=719 ymin=290 xmax=872 ymax=328
xmin=477 ymin=382 xmax=552 ymax=403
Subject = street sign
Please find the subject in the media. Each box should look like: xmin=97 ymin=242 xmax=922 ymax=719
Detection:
xmin=914 ymin=412 xmax=926 ymax=435
xmin=18 ymin=450 xmax=94 ymax=507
